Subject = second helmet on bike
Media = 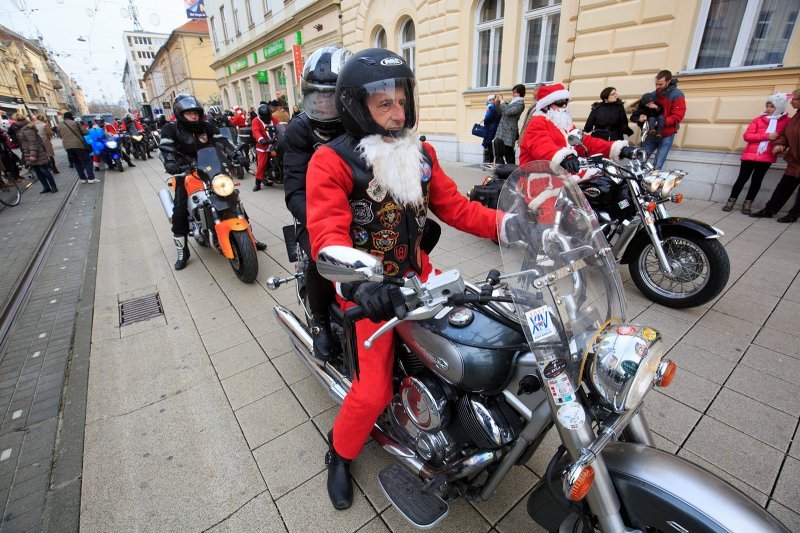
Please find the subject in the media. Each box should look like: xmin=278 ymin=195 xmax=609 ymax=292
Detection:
xmin=257 ymin=103 xmax=272 ymax=123
xmin=301 ymin=45 xmax=352 ymax=125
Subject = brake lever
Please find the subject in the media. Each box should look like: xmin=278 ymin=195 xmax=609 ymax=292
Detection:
xmin=363 ymin=299 xmax=446 ymax=349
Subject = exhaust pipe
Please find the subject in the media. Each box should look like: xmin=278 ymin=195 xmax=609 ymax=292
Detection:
xmin=158 ymin=188 xmax=174 ymax=222
xmin=273 ymin=305 xmax=502 ymax=482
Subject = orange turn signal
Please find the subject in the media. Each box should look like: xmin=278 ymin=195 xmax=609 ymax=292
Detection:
xmin=657 ymin=360 xmax=677 ymax=388
xmin=646 ymin=201 xmax=657 ymax=212
xmin=568 ymin=465 xmax=595 ymax=501
xmin=672 ymin=193 xmax=683 ymax=204
xmin=271 ymin=151 xmax=278 ymax=157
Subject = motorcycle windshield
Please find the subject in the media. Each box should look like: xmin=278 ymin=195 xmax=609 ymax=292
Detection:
xmin=497 ymin=162 xmax=626 ymax=396
xmin=218 ymin=127 xmax=234 ymax=143
xmin=197 ymin=147 xmax=224 ymax=177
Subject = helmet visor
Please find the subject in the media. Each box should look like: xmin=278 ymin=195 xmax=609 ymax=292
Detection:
xmin=341 ymin=77 xmax=418 ymax=136
xmin=302 ymin=83 xmax=337 ymax=123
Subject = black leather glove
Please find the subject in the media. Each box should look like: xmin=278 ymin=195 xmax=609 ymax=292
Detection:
xmin=619 ymin=146 xmax=636 ymax=159
xmin=350 ymin=282 xmax=407 ymax=323
xmin=232 ymin=151 xmax=246 ymax=165
xmin=164 ymin=161 xmax=182 ymax=175
xmin=258 ymin=138 xmax=269 ymax=146
xmin=560 ymin=154 xmax=580 ymax=173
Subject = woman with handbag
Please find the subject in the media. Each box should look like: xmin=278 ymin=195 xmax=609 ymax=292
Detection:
xmin=34 ymin=114 xmax=59 ymax=174
xmin=13 ymin=112 xmax=57 ymax=193
xmin=477 ymin=95 xmax=501 ymax=164
xmin=59 ymin=112 xmax=97 ymax=183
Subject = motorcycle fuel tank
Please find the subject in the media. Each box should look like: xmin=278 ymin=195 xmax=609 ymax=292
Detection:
xmin=396 ymin=307 xmax=527 ymax=394
xmin=579 ymin=175 xmax=635 ymax=220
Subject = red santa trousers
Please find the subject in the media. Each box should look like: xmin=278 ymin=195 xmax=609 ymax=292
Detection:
xmin=255 ymin=150 xmax=269 ymax=182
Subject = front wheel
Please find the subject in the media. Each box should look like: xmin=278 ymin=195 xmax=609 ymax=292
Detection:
xmin=232 ymin=164 xmax=244 ymax=180
xmin=628 ymin=232 xmax=729 ymax=308
xmin=229 ymin=230 xmax=258 ymax=283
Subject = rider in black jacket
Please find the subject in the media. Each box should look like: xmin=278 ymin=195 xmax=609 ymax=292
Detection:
xmin=284 ymin=45 xmax=352 ymax=360
xmin=160 ymin=94 xmax=260 ymax=270
xmin=208 ymin=105 xmax=233 ymax=129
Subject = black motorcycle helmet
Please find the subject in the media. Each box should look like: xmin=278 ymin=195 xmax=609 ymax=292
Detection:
xmin=335 ymin=48 xmax=417 ymax=139
xmin=173 ymin=93 xmax=205 ymax=132
xmin=301 ymin=45 xmax=352 ymax=127
xmin=257 ymin=103 xmax=272 ymax=123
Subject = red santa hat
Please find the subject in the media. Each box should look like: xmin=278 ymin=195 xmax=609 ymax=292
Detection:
xmin=535 ymin=83 xmax=571 ymax=112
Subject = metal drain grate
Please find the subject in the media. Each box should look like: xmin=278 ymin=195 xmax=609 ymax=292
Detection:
xmin=119 ymin=293 xmax=164 ymax=326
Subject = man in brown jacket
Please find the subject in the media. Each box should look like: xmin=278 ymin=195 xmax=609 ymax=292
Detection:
xmin=12 ymin=112 xmax=57 ymax=193
xmin=752 ymin=89 xmax=800 ymax=223
xmin=60 ymin=112 xmax=98 ymax=183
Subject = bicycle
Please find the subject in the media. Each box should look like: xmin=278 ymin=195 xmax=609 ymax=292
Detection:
xmin=0 ymin=177 xmax=21 ymax=207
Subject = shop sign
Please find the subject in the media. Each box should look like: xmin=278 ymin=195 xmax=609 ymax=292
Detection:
xmin=257 ymin=70 xmax=269 ymax=84
xmin=232 ymin=57 xmax=248 ymax=72
xmin=295 ymin=31 xmax=302 ymax=45
xmin=263 ymin=39 xmax=285 ymax=59
xmin=292 ymin=45 xmax=303 ymax=85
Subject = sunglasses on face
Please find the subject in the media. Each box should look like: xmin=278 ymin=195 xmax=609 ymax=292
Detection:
xmin=551 ymin=100 xmax=569 ymax=108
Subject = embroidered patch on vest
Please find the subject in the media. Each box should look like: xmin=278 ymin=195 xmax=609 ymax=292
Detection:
xmin=366 ymin=178 xmax=387 ymax=202
xmin=372 ymin=229 xmax=399 ymax=252
xmin=395 ymin=245 xmax=408 ymax=262
xmin=377 ymin=201 xmax=402 ymax=229
xmin=198 ymin=133 xmax=208 ymax=143
xmin=383 ymin=261 xmax=400 ymax=277
xmin=350 ymin=199 xmax=374 ymax=225
xmin=351 ymin=227 xmax=369 ymax=246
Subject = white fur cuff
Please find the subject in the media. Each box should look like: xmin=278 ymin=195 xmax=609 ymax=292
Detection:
xmin=551 ymin=147 xmax=577 ymax=165
xmin=610 ymin=140 xmax=628 ymax=162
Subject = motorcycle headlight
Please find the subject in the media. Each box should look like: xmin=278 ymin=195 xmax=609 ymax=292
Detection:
xmin=587 ymin=323 xmax=669 ymax=412
xmin=211 ymin=174 xmax=235 ymax=197
xmin=132 ymin=135 xmax=143 ymax=141
xmin=660 ymin=170 xmax=686 ymax=196
xmin=106 ymin=141 xmax=118 ymax=149
xmin=642 ymin=173 xmax=664 ymax=194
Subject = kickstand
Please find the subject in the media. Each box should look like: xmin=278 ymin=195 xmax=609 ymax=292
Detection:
xmin=421 ymin=474 xmax=447 ymax=496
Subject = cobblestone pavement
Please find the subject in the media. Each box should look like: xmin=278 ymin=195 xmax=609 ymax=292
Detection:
xmin=80 ymin=154 xmax=799 ymax=532
xmin=0 ymin=144 xmax=102 ymax=532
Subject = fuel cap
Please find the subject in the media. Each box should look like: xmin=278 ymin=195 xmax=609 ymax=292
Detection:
xmin=448 ymin=307 xmax=474 ymax=327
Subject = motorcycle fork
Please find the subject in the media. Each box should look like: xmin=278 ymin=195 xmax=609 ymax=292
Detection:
xmin=628 ymin=180 xmax=673 ymax=275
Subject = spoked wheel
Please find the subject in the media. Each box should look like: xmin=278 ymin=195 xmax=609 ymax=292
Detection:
xmin=232 ymin=164 xmax=244 ymax=180
xmin=229 ymin=230 xmax=258 ymax=283
xmin=629 ymin=233 xmax=729 ymax=308
xmin=0 ymin=179 xmax=21 ymax=207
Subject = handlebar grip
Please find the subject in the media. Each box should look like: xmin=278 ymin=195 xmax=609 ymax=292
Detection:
xmin=345 ymin=306 xmax=365 ymax=323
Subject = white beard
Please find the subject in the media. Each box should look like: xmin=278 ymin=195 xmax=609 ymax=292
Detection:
xmin=357 ymin=133 xmax=425 ymax=208
xmin=546 ymin=108 xmax=574 ymax=132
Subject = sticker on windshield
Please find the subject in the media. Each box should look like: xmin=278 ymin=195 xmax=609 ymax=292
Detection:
xmin=557 ymin=402 xmax=586 ymax=430
xmin=618 ymin=199 xmax=630 ymax=209
xmin=641 ymin=328 xmax=657 ymax=341
xmin=543 ymin=359 xmax=567 ymax=379
xmin=617 ymin=325 xmax=637 ymax=336
xmin=525 ymin=306 xmax=558 ymax=342
xmin=547 ymin=375 xmax=575 ymax=405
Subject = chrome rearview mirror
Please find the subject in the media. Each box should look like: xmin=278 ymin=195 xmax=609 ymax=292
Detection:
xmin=317 ymin=246 xmax=384 ymax=283
xmin=567 ymin=129 xmax=585 ymax=147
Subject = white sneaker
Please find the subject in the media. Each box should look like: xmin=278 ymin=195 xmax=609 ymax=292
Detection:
xmin=89 ymin=179 xmax=100 ymax=183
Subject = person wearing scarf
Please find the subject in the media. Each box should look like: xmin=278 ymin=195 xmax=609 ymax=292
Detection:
xmin=723 ymin=93 xmax=790 ymax=215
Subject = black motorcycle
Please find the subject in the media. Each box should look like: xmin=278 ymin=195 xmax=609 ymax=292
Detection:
xmin=264 ymin=123 xmax=285 ymax=185
xmin=219 ymin=127 xmax=248 ymax=180
xmin=128 ymin=126 xmax=151 ymax=160
xmin=467 ymin=131 xmax=730 ymax=308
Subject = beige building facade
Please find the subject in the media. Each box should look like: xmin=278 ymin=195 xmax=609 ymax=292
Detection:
xmin=144 ymin=20 xmax=219 ymax=117
xmin=340 ymin=0 xmax=800 ymax=201
xmin=206 ymin=0 xmax=342 ymax=112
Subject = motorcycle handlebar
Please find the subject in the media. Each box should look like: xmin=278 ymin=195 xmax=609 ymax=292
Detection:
xmin=344 ymin=306 xmax=365 ymax=323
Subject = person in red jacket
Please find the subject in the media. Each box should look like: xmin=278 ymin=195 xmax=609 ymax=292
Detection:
xmin=306 ymin=48 xmax=504 ymax=511
xmin=229 ymin=106 xmax=247 ymax=128
xmin=250 ymin=103 xmax=274 ymax=191
xmin=723 ymin=93 xmax=790 ymax=214
xmin=635 ymin=70 xmax=686 ymax=169
xmin=519 ymin=83 xmax=634 ymax=173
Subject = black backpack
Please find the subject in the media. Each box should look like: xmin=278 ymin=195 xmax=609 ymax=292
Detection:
xmin=467 ymin=178 xmax=505 ymax=210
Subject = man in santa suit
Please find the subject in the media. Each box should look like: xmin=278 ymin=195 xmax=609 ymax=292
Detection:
xmin=306 ymin=48 xmax=505 ymax=511
xmin=229 ymin=106 xmax=247 ymax=128
xmin=250 ymin=102 xmax=274 ymax=191
xmin=520 ymin=83 xmax=635 ymax=172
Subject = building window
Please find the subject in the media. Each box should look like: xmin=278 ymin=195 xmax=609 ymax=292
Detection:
xmin=127 ymin=36 xmax=132 ymax=45
xmin=398 ymin=19 xmax=415 ymax=71
xmin=142 ymin=66 xmax=147 ymax=73
xmin=220 ymin=6 xmax=229 ymax=43
xmin=263 ymin=0 xmax=271 ymax=15
xmin=374 ymin=26 xmax=387 ymax=48
xmin=690 ymin=0 xmax=798 ymax=69
xmin=233 ymin=7 xmax=241 ymax=35
xmin=245 ymin=0 xmax=254 ymax=27
xmin=521 ymin=0 xmax=560 ymax=84
xmin=142 ymin=92 xmax=147 ymax=101
xmin=210 ymin=15 xmax=219 ymax=51
xmin=474 ymin=0 xmax=504 ymax=88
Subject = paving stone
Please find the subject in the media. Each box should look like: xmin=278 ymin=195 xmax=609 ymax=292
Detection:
xmin=220 ymin=361 xmax=284 ymax=411
xmin=191 ymin=306 xmax=243 ymax=336
xmin=311 ymin=405 xmax=340 ymax=440
xmin=650 ymin=431 xmax=680 ymax=453
xmin=252 ymin=421 xmax=326 ymax=499
xmin=290 ymin=375 xmax=337 ymax=418
xmin=200 ymin=321 xmax=253 ymax=355
xmin=740 ymin=344 xmax=800 ymax=385
xmin=276 ymin=471 xmax=374 ymax=533
xmin=470 ymin=465 xmax=538 ymax=525
xmin=271 ymin=352 xmax=311 ymax=385
xmin=209 ymin=339 xmax=268 ymax=380
xmin=697 ymin=309 xmax=761 ymax=341
xmin=235 ymin=387 xmax=308 ymax=450
xmin=207 ymin=491 xmax=286 ymax=533
xmin=661 ymin=367 xmax=720 ymax=412
xmin=642 ymin=391 xmax=702 ymax=445
xmin=683 ymin=417 xmax=783 ymax=494
xmin=765 ymin=299 xmax=800 ymax=337
xmin=632 ymin=308 xmax=695 ymax=349
xmin=708 ymin=388 xmax=795 ymax=451
xmin=382 ymin=495 xmax=491 ymax=533
xmin=680 ymin=325 xmax=747 ymax=362
xmin=348 ymin=439 xmax=397 ymax=513
xmin=2 ymin=504 xmax=44 ymax=532
xmin=666 ymin=341 xmax=736 ymax=384
xmin=767 ymin=500 xmax=800 ymax=531
xmin=356 ymin=516 xmax=391 ymax=533
xmin=772 ymin=456 xmax=800 ymax=510
xmin=255 ymin=332 xmax=295 ymax=360
xmin=725 ymin=365 xmax=800 ymax=416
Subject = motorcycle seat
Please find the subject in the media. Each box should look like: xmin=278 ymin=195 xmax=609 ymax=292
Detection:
xmin=493 ymin=164 xmax=519 ymax=180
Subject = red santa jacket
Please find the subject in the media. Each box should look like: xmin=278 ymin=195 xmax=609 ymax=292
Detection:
xmin=519 ymin=114 xmax=626 ymax=166
xmin=251 ymin=117 xmax=272 ymax=152
xmin=230 ymin=113 xmax=246 ymax=128
xmin=306 ymin=140 xmax=501 ymax=279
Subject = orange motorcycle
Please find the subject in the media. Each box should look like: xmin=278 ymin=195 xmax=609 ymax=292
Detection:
xmin=158 ymin=146 xmax=259 ymax=283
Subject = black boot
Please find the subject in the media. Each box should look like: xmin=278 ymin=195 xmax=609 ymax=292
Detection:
xmin=325 ymin=430 xmax=352 ymax=510
xmin=255 ymin=241 xmax=267 ymax=251
xmin=252 ymin=180 xmax=262 ymax=192
xmin=173 ymin=235 xmax=191 ymax=270
xmin=312 ymin=315 xmax=333 ymax=361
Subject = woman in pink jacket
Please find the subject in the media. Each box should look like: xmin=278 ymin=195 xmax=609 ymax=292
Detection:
xmin=723 ymin=93 xmax=790 ymax=214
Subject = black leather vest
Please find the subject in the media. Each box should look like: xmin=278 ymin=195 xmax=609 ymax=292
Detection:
xmin=328 ymin=134 xmax=433 ymax=277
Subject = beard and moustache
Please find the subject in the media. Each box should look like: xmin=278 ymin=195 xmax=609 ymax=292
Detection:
xmin=357 ymin=132 xmax=425 ymax=208
xmin=546 ymin=107 xmax=574 ymax=132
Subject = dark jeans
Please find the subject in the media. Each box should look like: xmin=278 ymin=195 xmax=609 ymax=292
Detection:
xmin=298 ymin=229 xmax=336 ymax=320
xmin=731 ymin=160 xmax=770 ymax=201
xmin=171 ymin=175 xmax=189 ymax=236
xmin=482 ymin=143 xmax=494 ymax=164
xmin=493 ymin=138 xmax=515 ymax=165
xmin=66 ymin=148 xmax=95 ymax=181
xmin=647 ymin=115 xmax=665 ymax=133
xmin=31 ymin=164 xmax=57 ymax=191
xmin=764 ymin=174 xmax=800 ymax=217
